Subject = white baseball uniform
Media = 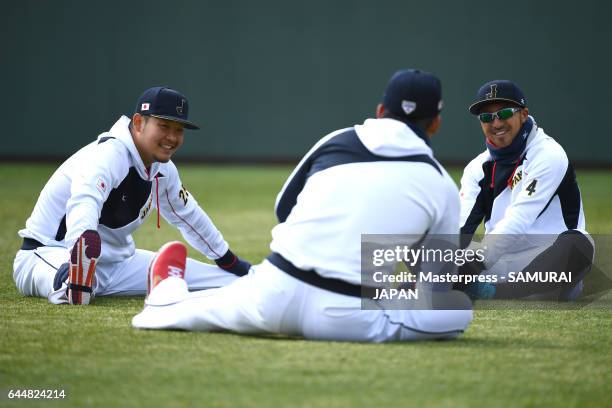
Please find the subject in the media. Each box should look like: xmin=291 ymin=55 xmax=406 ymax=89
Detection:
xmin=13 ymin=116 xmax=238 ymax=304
xmin=459 ymin=118 xmax=591 ymax=295
xmin=132 ymin=118 xmax=473 ymax=342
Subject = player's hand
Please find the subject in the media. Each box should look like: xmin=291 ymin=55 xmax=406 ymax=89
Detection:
xmin=453 ymin=260 xmax=486 ymax=293
xmin=215 ymin=249 xmax=251 ymax=276
xmin=53 ymin=262 xmax=70 ymax=291
xmin=457 ymin=260 xmax=485 ymax=277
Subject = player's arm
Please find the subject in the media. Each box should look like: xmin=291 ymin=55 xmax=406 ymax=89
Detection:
xmin=158 ymin=163 xmax=250 ymax=276
xmin=458 ymin=154 xmax=487 ymax=248
xmin=275 ymin=160 xmax=311 ymax=223
xmin=64 ymin=142 xmax=126 ymax=248
xmin=419 ymin=176 xmax=462 ymax=290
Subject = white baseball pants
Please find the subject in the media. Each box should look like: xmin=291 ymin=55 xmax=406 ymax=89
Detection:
xmin=13 ymin=246 xmax=238 ymax=304
xmin=132 ymin=260 xmax=473 ymax=343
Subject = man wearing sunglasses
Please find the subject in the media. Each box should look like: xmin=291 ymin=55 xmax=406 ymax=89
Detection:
xmin=457 ymin=80 xmax=593 ymax=301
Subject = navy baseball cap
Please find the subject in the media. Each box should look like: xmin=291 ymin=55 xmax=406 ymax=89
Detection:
xmin=469 ymin=80 xmax=527 ymax=115
xmin=135 ymin=86 xmax=199 ymax=130
xmin=383 ymin=69 xmax=443 ymax=120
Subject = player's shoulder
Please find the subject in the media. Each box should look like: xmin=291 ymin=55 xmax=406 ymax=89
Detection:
xmin=432 ymin=159 xmax=458 ymax=188
xmin=67 ymin=134 xmax=123 ymax=163
xmin=467 ymin=149 xmax=490 ymax=167
xmin=431 ymin=162 xmax=460 ymax=212
xmin=311 ymin=127 xmax=355 ymax=153
xmin=101 ymin=134 xmax=132 ymax=163
xmin=413 ymin=158 xmax=459 ymax=204
xmin=462 ymin=149 xmax=489 ymax=178
xmin=77 ymin=134 xmax=131 ymax=179
xmin=441 ymin=167 xmax=460 ymax=197
xmin=524 ymin=126 xmax=568 ymax=168
xmin=89 ymin=132 xmax=128 ymax=156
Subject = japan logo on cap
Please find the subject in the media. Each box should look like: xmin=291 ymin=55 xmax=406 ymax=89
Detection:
xmin=176 ymin=99 xmax=185 ymax=115
xmin=485 ymin=84 xmax=498 ymax=99
xmin=141 ymin=103 xmax=150 ymax=111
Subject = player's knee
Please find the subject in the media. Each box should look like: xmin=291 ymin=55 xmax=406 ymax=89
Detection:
xmin=563 ymin=230 xmax=594 ymax=259
xmin=555 ymin=230 xmax=594 ymax=264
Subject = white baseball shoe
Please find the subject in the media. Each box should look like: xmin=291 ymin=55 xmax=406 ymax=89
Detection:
xmin=68 ymin=230 xmax=101 ymax=305
xmin=147 ymin=241 xmax=187 ymax=297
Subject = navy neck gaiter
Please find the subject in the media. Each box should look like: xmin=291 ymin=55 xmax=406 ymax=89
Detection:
xmin=486 ymin=117 xmax=534 ymax=164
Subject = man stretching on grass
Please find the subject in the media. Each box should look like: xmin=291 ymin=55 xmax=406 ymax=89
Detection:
xmin=132 ymin=69 xmax=473 ymax=342
xmin=14 ymin=87 xmax=250 ymax=305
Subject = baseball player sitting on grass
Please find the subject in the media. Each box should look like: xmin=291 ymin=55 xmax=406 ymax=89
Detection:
xmin=132 ymin=69 xmax=473 ymax=342
xmin=456 ymin=80 xmax=594 ymax=300
xmin=13 ymin=87 xmax=250 ymax=305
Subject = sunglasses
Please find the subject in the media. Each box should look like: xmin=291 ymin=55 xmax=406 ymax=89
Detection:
xmin=478 ymin=107 xmax=522 ymax=123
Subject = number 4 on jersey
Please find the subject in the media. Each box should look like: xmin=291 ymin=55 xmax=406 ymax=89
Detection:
xmin=526 ymin=179 xmax=537 ymax=196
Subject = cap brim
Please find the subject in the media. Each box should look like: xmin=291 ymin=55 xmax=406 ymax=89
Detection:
xmin=150 ymin=114 xmax=200 ymax=130
xmin=468 ymin=98 xmax=525 ymax=115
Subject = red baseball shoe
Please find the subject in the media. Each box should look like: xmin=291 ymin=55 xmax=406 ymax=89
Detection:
xmin=147 ymin=241 xmax=187 ymax=296
xmin=68 ymin=230 xmax=101 ymax=305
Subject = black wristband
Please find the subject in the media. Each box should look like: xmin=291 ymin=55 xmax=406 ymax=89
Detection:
xmin=215 ymin=249 xmax=237 ymax=269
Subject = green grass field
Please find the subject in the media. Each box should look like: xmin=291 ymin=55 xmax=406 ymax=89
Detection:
xmin=1 ymin=163 xmax=610 ymax=407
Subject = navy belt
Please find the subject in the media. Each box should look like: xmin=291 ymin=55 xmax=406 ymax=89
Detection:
xmin=21 ymin=238 xmax=44 ymax=250
xmin=266 ymin=252 xmax=378 ymax=298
